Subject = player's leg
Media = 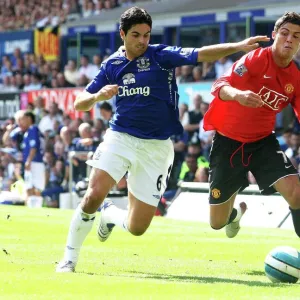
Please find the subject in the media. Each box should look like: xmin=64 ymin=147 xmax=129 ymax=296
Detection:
xmin=98 ymin=135 xmax=174 ymax=239
xmin=210 ymin=190 xmax=237 ymax=229
xmin=57 ymin=168 xmax=116 ymax=272
xmin=99 ymin=191 xmax=157 ymax=240
xmin=24 ymin=165 xmax=41 ymax=208
xmin=208 ymin=133 xmax=249 ymax=237
xmin=273 ymin=176 xmax=300 ymax=237
xmin=31 ymin=162 xmax=45 ymax=207
xmin=250 ymin=134 xmax=299 ymax=236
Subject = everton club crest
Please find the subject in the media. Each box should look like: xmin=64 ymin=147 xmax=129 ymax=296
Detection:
xmin=136 ymin=57 xmax=150 ymax=72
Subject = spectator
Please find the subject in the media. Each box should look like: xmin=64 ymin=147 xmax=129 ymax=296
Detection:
xmin=215 ymin=57 xmax=233 ymax=79
xmin=99 ymin=102 xmax=113 ymax=126
xmin=71 ymin=122 xmax=98 ymax=182
xmin=202 ymin=62 xmax=216 ymax=80
xmin=285 ymin=132 xmax=300 ymax=159
xmin=179 ymin=142 xmax=209 ymax=182
xmin=23 ymin=73 xmax=42 ymax=91
xmin=42 ymin=158 xmax=66 ymax=208
xmin=78 ymin=54 xmax=99 ymax=81
xmin=33 ymin=96 xmax=46 ymax=124
xmin=192 ymin=66 xmax=203 ymax=82
xmin=179 ymin=103 xmax=189 ymax=124
xmin=64 ymin=59 xmax=79 ymax=86
xmin=183 ymin=94 xmax=203 ymax=142
xmin=57 ymin=72 xmax=75 ymax=88
xmin=179 ymin=65 xmax=194 ymax=83
xmin=38 ymin=102 xmax=63 ymax=135
xmin=179 ymin=154 xmax=198 ymax=182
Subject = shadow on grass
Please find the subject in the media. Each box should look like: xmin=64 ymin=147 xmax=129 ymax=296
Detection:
xmin=246 ymin=270 xmax=265 ymax=276
xmin=79 ymin=270 xmax=281 ymax=287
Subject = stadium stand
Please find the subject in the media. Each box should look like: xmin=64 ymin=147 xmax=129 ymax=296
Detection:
xmin=0 ymin=0 xmax=300 ymax=214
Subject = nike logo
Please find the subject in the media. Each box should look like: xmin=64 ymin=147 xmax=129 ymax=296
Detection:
xmin=285 ymin=165 xmax=293 ymax=169
xmin=263 ymin=75 xmax=272 ymax=79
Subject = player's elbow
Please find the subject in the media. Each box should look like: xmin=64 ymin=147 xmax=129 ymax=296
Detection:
xmin=74 ymin=98 xmax=88 ymax=112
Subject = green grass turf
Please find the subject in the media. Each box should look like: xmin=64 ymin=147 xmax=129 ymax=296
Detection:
xmin=1 ymin=205 xmax=300 ymax=300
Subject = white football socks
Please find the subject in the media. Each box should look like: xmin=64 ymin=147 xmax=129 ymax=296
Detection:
xmin=63 ymin=205 xmax=96 ymax=263
xmin=104 ymin=204 xmax=129 ymax=232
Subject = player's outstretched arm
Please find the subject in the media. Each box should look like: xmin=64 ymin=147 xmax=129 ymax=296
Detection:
xmin=197 ymin=36 xmax=270 ymax=62
xmin=74 ymin=84 xmax=118 ymax=111
xmin=220 ymin=86 xmax=264 ymax=108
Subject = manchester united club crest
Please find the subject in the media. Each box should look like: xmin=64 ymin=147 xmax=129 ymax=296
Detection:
xmin=211 ymin=188 xmax=221 ymax=199
xmin=284 ymin=83 xmax=294 ymax=94
xmin=136 ymin=56 xmax=150 ymax=72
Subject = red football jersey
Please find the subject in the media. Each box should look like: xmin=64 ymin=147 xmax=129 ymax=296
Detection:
xmin=203 ymin=47 xmax=300 ymax=142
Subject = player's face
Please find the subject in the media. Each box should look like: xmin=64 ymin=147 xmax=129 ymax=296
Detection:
xmin=121 ymin=24 xmax=151 ymax=59
xmin=272 ymin=23 xmax=300 ymax=59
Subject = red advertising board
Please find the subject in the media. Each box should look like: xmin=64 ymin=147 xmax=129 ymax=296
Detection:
xmin=23 ymin=88 xmax=94 ymax=119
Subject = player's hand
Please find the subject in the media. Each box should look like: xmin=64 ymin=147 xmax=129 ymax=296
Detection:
xmin=237 ymin=36 xmax=270 ymax=53
xmin=96 ymin=84 xmax=119 ymax=101
xmin=25 ymin=161 xmax=31 ymax=171
xmin=235 ymin=90 xmax=264 ymax=108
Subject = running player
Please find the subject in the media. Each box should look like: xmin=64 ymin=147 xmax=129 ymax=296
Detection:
xmin=56 ymin=6 xmax=269 ymax=272
xmin=203 ymin=12 xmax=300 ymax=238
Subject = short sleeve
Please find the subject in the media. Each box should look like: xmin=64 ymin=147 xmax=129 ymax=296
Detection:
xmin=155 ymin=45 xmax=198 ymax=69
xmin=211 ymin=48 xmax=264 ymax=97
xmin=85 ymin=62 xmax=110 ymax=94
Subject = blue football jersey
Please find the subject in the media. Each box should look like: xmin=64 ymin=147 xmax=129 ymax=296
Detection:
xmin=21 ymin=125 xmax=44 ymax=163
xmin=86 ymin=44 xmax=198 ymax=139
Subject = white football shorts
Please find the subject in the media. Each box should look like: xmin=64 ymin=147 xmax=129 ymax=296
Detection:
xmin=86 ymin=129 xmax=174 ymax=207
xmin=24 ymin=161 xmax=46 ymax=191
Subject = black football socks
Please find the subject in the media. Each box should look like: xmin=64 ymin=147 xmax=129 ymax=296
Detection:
xmin=227 ymin=208 xmax=237 ymax=224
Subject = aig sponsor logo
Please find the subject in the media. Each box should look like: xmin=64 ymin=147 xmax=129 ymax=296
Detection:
xmin=258 ymin=86 xmax=289 ymax=110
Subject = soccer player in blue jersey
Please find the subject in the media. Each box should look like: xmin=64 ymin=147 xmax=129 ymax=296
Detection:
xmin=11 ymin=110 xmax=45 ymax=207
xmin=56 ymin=6 xmax=269 ymax=272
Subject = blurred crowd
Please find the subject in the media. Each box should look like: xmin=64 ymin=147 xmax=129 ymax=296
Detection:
xmin=0 ymin=99 xmax=116 ymax=207
xmin=0 ymin=48 xmax=261 ymax=93
xmin=0 ymin=48 xmax=108 ymax=91
xmin=0 ymin=26 xmax=300 ymax=209
xmin=1 ymin=68 xmax=300 ymax=208
xmin=0 ymin=0 xmax=153 ymax=31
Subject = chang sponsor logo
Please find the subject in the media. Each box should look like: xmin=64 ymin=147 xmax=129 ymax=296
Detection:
xmin=118 ymin=86 xmax=150 ymax=97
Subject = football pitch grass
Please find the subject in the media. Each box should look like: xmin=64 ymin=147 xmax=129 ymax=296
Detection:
xmin=1 ymin=206 xmax=300 ymax=300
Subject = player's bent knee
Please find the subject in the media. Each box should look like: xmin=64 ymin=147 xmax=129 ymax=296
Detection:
xmin=128 ymin=225 xmax=148 ymax=236
xmin=210 ymin=224 xmax=226 ymax=230
xmin=210 ymin=220 xmax=227 ymax=230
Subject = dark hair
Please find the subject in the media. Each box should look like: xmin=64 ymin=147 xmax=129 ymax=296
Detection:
xmin=119 ymin=6 xmax=152 ymax=35
xmin=274 ymin=12 xmax=300 ymax=32
xmin=24 ymin=110 xmax=35 ymax=124
xmin=99 ymin=102 xmax=112 ymax=112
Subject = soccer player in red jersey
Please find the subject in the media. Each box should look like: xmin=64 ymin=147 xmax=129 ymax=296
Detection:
xmin=203 ymin=12 xmax=300 ymax=238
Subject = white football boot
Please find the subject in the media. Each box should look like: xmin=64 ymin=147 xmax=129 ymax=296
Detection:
xmin=56 ymin=260 xmax=76 ymax=273
xmin=97 ymin=199 xmax=115 ymax=242
xmin=226 ymin=202 xmax=247 ymax=238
